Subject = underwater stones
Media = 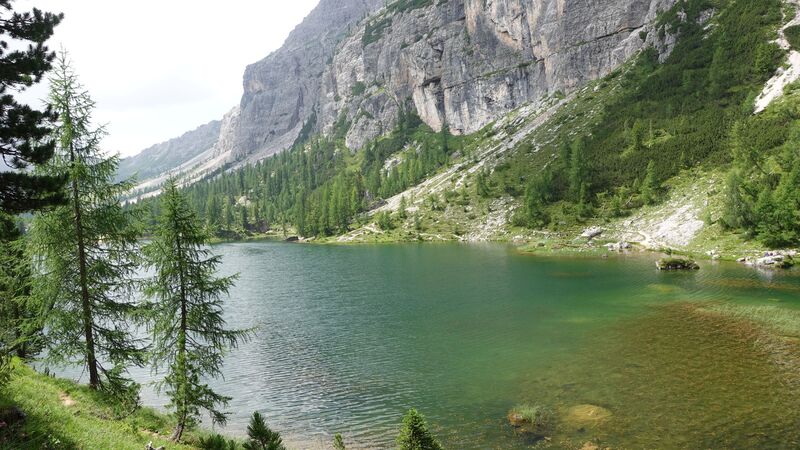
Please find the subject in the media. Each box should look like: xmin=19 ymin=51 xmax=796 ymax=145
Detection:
xmin=563 ymin=404 xmax=612 ymax=429
xmin=656 ymin=258 xmax=700 ymax=271
xmin=507 ymin=411 xmax=527 ymax=427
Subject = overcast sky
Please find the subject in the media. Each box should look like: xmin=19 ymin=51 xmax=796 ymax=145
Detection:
xmin=15 ymin=1 xmax=319 ymax=158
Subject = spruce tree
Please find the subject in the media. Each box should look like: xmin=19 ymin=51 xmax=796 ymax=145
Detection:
xmin=333 ymin=433 xmax=346 ymax=450
xmin=0 ymin=2 xmax=65 ymax=220
xmin=396 ymin=409 xmax=443 ymax=450
xmin=143 ymin=180 xmax=251 ymax=441
xmin=28 ymin=53 xmax=144 ymax=396
xmin=640 ymin=161 xmax=659 ymax=205
xmin=242 ymin=411 xmax=286 ymax=450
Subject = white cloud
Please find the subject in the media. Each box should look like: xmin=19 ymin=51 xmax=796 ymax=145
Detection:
xmin=14 ymin=0 xmax=319 ymax=156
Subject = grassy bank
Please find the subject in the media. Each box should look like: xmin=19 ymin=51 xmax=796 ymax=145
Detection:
xmin=0 ymin=362 xmax=218 ymax=449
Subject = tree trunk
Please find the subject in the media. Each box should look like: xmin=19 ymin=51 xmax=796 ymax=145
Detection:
xmin=69 ymin=141 xmax=99 ymax=389
xmin=170 ymin=418 xmax=185 ymax=442
xmin=172 ymin=231 xmax=188 ymax=442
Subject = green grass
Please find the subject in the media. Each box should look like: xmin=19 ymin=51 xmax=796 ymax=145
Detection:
xmin=703 ymin=303 xmax=800 ymax=338
xmin=507 ymin=404 xmax=556 ymax=436
xmin=0 ymin=361 xmax=221 ymax=449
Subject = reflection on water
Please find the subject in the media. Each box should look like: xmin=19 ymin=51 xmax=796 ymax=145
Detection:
xmin=46 ymin=243 xmax=800 ymax=448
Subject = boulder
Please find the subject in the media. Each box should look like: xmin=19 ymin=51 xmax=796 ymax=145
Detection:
xmin=284 ymin=236 xmax=300 ymax=242
xmin=580 ymin=227 xmax=604 ymax=240
xmin=605 ymin=241 xmax=631 ymax=252
xmin=656 ymin=258 xmax=699 ymax=270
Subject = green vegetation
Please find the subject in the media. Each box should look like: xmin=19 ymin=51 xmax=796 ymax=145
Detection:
xmin=703 ymin=303 xmax=800 ymax=337
xmin=242 ymin=411 xmax=286 ymax=450
xmin=351 ymin=81 xmax=367 ymax=96
xmin=507 ymin=404 xmax=556 ymax=437
xmin=333 ymin=433 xmax=346 ymax=450
xmin=396 ymin=409 xmax=442 ymax=450
xmin=785 ymin=24 xmax=800 ymax=50
xmin=0 ymin=1 xmax=64 ymax=387
xmin=719 ymin=81 xmax=800 ymax=247
xmin=498 ymin=0 xmax=785 ymax=232
xmin=362 ymin=0 xmax=433 ymax=46
xmin=28 ymin=53 xmax=145 ymax=398
xmin=0 ymin=1 xmax=65 ymax=226
xmin=143 ymin=180 xmax=252 ymax=441
xmin=137 ymin=109 xmax=467 ymax=239
xmin=0 ymin=361 xmax=198 ymax=449
xmin=656 ymin=257 xmax=700 ymax=270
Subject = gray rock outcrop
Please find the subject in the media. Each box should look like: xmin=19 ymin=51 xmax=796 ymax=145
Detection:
xmin=122 ymin=0 xmax=679 ymax=189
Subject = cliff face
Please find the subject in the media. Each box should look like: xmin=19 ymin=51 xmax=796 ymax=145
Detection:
xmin=233 ymin=0 xmax=385 ymax=161
xmin=320 ymin=0 xmax=675 ymax=150
xmin=123 ymin=0 xmax=676 ymax=192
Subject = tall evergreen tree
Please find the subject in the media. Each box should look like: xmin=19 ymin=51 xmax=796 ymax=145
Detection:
xmin=28 ymin=53 xmax=144 ymax=395
xmin=143 ymin=180 xmax=251 ymax=441
xmin=0 ymin=2 xmax=65 ymax=221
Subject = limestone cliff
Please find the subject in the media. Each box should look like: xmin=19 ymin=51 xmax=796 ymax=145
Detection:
xmin=123 ymin=0 xmax=676 ymax=193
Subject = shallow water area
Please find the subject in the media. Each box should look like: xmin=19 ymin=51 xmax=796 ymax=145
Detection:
xmin=48 ymin=242 xmax=800 ymax=448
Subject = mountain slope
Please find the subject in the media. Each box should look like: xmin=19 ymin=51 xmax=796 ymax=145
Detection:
xmin=122 ymin=0 xmax=674 ymax=197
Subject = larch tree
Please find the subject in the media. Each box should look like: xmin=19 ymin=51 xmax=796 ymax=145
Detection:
xmin=143 ymin=179 xmax=251 ymax=441
xmin=28 ymin=52 xmax=144 ymax=397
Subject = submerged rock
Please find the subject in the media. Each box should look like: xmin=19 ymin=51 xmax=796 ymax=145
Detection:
xmin=507 ymin=404 xmax=556 ymax=437
xmin=563 ymin=404 xmax=612 ymax=429
xmin=656 ymin=258 xmax=700 ymax=271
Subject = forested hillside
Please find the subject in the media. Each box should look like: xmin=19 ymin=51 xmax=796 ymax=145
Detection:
xmin=135 ymin=0 xmax=800 ymax=250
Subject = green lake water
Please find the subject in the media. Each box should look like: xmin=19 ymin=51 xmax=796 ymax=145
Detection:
xmin=70 ymin=242 xmax=800 ymax=448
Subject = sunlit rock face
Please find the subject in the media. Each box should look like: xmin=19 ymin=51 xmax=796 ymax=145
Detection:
xmin=125 ymin=0 xmax=677 ymax=187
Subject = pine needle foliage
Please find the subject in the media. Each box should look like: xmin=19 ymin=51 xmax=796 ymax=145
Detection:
xmin=28 ymin=52 xmax=144 ymax=399
xmin=0 ymin=1 xmax=65 ymax=218
xmin=242 ymin=411 xmax=286 ymax=450
xmin=396 ymin=409 xmax=443 ymax=450
xmin=143 ymin=180 xmax=251 ymax=441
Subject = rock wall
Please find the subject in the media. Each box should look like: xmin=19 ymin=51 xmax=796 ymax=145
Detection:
xmin=319 ymin=0 xmax=676 ymax=150
xmin=123 ymin=0 xmax=679 ymax=186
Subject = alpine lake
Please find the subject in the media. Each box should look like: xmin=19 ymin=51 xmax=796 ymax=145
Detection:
xmin=54 ymin=242 xmax=800 ymax=449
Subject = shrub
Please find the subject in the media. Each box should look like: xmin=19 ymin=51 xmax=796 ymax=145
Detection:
xmin=397 ymin=409 xmax=443 ymax=450
xmin=243 ymin=411 xmax=285 ymax=450
xmin=785 ymin=25 xmax=800 ymax=50
xmin=198 ymin=434 xmax=239 ymax=450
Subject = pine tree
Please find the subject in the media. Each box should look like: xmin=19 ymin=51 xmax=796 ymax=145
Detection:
xmin=333 ymin=433 xmax=346 ymax=450
xmin=568 ymin=138 xmax=587 ymax=201
xmin=28 ymin=53 xmax=144 ymax=396
xmin=143 ymin=180 xmax=251 ymax=441
xmin=242 ymin=411 xmax=286 ymax=450
xmin=0 ymin=2 xmax=65 ymax=221
xmin=640 ymin=160 xmax=659 ymax=205
xmin=0 ymin=229 xmax=42 ymax=360
xmin=396 ymin=409 xmax=443 ymax=450
xmin=0 ymin=222 xmax=40 ymax=385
